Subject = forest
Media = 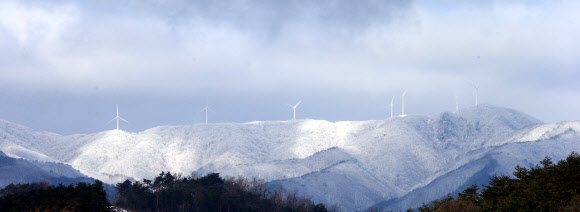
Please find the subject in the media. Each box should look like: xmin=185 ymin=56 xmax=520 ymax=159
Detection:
xmin=0 ymin=180 xmax=109 ymax=211
xmin=0 ymin=172 xmax=329 ymax=212
xmin=114 ymin=172 xmax=330 ymax=212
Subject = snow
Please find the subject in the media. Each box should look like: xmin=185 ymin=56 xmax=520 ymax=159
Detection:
xmin=0 ymin=104 xmax=568 ymax=211
xmin=509 ymin=121 xmax=580 ymax=142
xmin=374 ymin=131 xmax=580 ymax=211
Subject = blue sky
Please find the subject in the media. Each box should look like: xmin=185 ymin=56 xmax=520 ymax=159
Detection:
xmin=1 ymin=0 xmax=579 ymax=134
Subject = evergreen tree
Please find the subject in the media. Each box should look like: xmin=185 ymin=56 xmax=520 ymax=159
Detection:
xmin=0 ymin=181 xmax=110 ymax=211
xmin=114 ymin=172 xmax=326 ymax=212
xmin=418 ymin=152 xmax=580 ymax=212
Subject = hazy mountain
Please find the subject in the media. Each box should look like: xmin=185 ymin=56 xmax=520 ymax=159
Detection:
xmin=2 ymin=104 xmax=571 ymax=211
xmin=0 ymin=150 xmax=93 ymax=188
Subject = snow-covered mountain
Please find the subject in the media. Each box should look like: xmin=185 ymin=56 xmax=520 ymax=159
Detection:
xmin=2 ymin=104 xmax=577 ymax=211
xmin=371 ymin=121 xmax=580 ymax=211
xmin=0 ymin=120 xmax=97 ymax=188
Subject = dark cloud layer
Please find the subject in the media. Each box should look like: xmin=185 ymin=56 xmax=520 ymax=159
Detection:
xmin=128 ymin=0 xmax=412 ymax=28
xmin=0 ymin=0 xmax=579 ymax=134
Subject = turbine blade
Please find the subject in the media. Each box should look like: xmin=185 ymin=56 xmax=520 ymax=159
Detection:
xmin=390 ymin=96 xmax=394 ymax=104
xmin=402 ymin=89 xmax=407 ymax=96
xmin=105 ymin=117 xmax=116 ymax=126
xmin=294 ymin=100 xmax=302 ymax=108
xmin=119 ymin=117 xmax=129 ymax=123
xmin=287 ymin=104 xmax=294 ymax=108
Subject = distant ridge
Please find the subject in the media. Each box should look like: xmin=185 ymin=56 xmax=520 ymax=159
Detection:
xmin=0 ymin=150 xmax=93 ymax=188
xmin=3 ymin=104 xmax=575 ymax=211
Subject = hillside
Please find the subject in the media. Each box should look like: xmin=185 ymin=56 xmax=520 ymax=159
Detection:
xmin=0 ymin=104 xmax=554 ymax=211
xmin=369 ymin=121 xmax=580 ymax=211
xmin=0 ymin=150 xmax=94 ymax=188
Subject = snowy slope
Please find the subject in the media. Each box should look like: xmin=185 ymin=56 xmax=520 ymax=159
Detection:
xmin=261 ymin=105 xmax=544 ymax=210
xmin=0 ymin=104 xmax=545 ymax=211
xmin=371 ymin=121 xmax=580 ymax=211
xmin=0 ymin=120 xmax=61 ymax=162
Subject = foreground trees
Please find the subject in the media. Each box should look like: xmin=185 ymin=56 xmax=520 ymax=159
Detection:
xmin=0 ymin=180 xmax=110 ymax=211
xmin=418 ymin=152 xmax=580 ymax=212
xmin=0 ymin=172 xmax=327 ymax=212
xmin=115 ymin=172 xmax=328 ymax=212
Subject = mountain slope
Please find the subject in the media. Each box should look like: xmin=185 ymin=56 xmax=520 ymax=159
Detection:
xmin=0 ymin=104 xmax=545 ymax=211
xmin=371 ymin=121 xmax=580 ymax=211
xmin=0 ymin=150 xmax=93 ymax=188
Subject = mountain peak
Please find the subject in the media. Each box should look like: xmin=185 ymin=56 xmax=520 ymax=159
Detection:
xmin=455 ymin=104 xmax=543 ymax=125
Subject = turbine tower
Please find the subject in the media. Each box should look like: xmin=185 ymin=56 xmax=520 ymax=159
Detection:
xmin=203 ymin=104 xmax=209 ymax=124
xmin=469 ymin=82 xmax=480 ymax=106
xmin=106 ymin=104 xmax=129 ymax=130
xmin=288 ymin=100 xmax=302 ymax=120
xmin=390 ymin=96 xmax=394 ymax=118
xmin=401 ymin=89 xmax=407 ymax=117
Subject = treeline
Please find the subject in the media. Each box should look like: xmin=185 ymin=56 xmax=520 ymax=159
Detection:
xmin=416 ymin=152 xmax=580 ymax=212
xmin=0 ymin=180 xmax=110 ymax=211
xmin=0 ymin=172 xmax=330 ymax=212
xmin=115 ymin=171 xmax=329 ymax=212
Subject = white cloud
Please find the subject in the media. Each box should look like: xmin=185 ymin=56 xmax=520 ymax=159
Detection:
xmin=1 ymin=0 xmax=578 ymax=93
xmin=0 ymin=1 xmax=78 ymax=45
xmin=1 ymin=0 xmax=579 ymax=133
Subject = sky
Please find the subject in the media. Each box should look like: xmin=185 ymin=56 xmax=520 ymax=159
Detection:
xmin=0 ymin=0 xmax=579 ymax=135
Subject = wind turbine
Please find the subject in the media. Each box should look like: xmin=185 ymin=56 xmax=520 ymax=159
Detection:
xmin=469 ymin=82 xmax=480 ymax=106
xmin=203 ymin=104 xmax=209 ymax=124
xmin=288 ymin=100 xmax=302 ymax=120
xmin=106 ymin=104 xmax=129 ymax=130
xmin=199 ymin=101 xmax=216 ymax=124
xmin=390 ymin=96 xmax=394 ymax=118
xmin=400 ymin=89 xmax=407 ymax=117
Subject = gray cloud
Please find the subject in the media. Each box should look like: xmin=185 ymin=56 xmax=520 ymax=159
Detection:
xmin=126 ymin=0 xmax=412 ymax=30
xmin=0 ymin=0 xmax=579 ymax=134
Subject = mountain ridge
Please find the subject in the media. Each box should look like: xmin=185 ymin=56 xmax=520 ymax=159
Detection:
xmin=0 ymin=104 xmax=562 ymax=211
